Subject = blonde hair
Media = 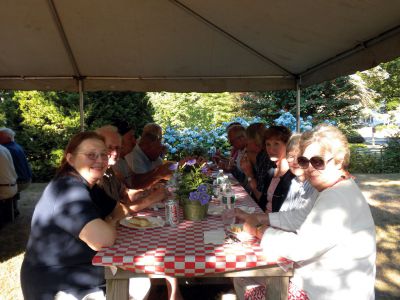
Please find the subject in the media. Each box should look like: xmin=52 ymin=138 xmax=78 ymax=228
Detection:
xmin=286 ymin=133 xmax=301 ymax=155
xmin=300 ymin=124 xmax=350 ymax=169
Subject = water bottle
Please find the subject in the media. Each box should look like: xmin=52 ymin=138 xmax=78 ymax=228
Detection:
xmin=216 ymin=169 xmax=224 ymax=184
xmin=222 ymin=182 xmax=236 ymax=225
xmin=222 ymin=182 xmax=236 ymax=209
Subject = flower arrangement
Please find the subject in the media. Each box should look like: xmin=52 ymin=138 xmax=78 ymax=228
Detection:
xmin=189 ymin=184 xmax=211 ymax=206
xmin=174 ymin=158 xmax=212 ymax=206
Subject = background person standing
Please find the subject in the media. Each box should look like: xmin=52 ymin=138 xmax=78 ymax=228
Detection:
xmin=0 ymin=128 xmax=32 ymax=216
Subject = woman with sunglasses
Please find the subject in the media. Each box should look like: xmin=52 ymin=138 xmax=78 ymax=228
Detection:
xmin=21 ymin=131 xmax=128 ymax=300
xmin=236 ymin=133 xmax=319 ymax=235
xmin=236 ymin=124 xmax=376 ymax=300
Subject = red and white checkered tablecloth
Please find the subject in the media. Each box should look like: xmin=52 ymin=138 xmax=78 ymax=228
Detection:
xmin=93 ymin=185 xmax=273 ymax=277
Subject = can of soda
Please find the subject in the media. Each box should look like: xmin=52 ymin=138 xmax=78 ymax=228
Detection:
xmin=165 ymin=199 xmax=179 ymax=226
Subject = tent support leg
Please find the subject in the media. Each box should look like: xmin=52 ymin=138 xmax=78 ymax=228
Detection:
xmin=79 ymin=79 xmax=85 ymax=132
xmin=296 ymin=78 xmax=301 ymax=133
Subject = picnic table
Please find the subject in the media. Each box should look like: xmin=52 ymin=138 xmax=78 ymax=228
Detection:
xmin=93 ymin=182 xmax=293 ymax=299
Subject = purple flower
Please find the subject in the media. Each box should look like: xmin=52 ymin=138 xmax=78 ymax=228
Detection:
xmin=189 ymin=191 xmax=200 ymax=201
xmin=168 ymin=162 xmax=179 ymax=171
xmin=199 ymin=192 xmax=211 ymax=205
xmin=186 ymin=159 xmax=196 ymax=166
xmin=197 ymin=184 xmax=207 ymax=193
xmin=201 ymin=166 xmax=208 ymax=174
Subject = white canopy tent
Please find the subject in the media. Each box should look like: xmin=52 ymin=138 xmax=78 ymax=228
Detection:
xmin=1 ymin=0 xmax=400 ymax=129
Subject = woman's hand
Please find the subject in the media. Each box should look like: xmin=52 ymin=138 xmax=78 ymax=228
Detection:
xmin=242 ymin=216 xmax=260 ymax=236
xmin=240 ymin=152 xmax=253 ymax=176
xmin=234 ymin=208 xmax=250 ymax=221
xmin=149 ymin=184 xmax=169 ymax=203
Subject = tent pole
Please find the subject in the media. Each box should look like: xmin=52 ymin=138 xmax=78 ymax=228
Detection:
xmin=79 ymin=79 xmax=85 ymax=132
xmin=296 ymin=78 xmax=301 ymax=133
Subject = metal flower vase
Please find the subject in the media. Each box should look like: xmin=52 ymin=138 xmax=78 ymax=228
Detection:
xmin=183 ymin=202 xmax=209 ymax=221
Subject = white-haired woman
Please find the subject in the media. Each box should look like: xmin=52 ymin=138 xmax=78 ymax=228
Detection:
xmin=235 ymin=124 xmax=376 ymax=300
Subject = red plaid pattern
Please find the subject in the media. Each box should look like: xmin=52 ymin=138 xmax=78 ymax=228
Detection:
xmin=92 ymin=185 xmax=274 ymax=277
xmin=244 ymin=282 xmax=309 ymax=300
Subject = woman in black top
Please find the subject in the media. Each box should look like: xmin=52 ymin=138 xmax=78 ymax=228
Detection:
xmin=241 ymin=125 xmax=294 ymax=212
xmin=20 ymin=132 xmax=127 ymax=300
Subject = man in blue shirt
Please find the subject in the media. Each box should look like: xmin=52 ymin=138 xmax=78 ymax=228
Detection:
xmin=0 ymin=128 xmax=32 ymax=216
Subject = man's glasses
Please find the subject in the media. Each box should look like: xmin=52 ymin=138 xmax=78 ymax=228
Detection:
xmin=77 ymin=152 xmax=109 ymax=161
xmin=297 ymin=156 xmax=333 ymax=170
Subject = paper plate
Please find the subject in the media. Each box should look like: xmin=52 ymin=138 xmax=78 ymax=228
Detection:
xmin=120 ymin=216 xmax=165 ymax=229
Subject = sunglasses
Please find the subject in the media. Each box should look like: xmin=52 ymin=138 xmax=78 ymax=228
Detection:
xmin=297 ymin=156 xmax=333 ymax=170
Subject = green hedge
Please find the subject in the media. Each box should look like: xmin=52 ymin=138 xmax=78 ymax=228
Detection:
xmin=349 ymin=138 xmax=400 ymax=173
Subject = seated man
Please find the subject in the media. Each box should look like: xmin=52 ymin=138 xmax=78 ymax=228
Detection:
xmin=96 ymin=125 xmax=183 ymax=300
xmin=95 ymin=125 xmax=168 ymax=212
xmin=217 ymin=124 xmax=248 ymax=187
xmin=124 ymin=125 xmax=174 ymax=189
xmin=112 ymin=123 xmax=137 ymax=189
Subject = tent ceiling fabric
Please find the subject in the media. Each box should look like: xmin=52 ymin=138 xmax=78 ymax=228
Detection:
xmin=0 ymin=0 xmax=399 ymax=92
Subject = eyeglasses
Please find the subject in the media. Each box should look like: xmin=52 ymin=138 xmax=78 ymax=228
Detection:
xmin=77 ymin=152 xmax=109 ymax=161
xmin=297 ymin=156 xmax=333 ymax=170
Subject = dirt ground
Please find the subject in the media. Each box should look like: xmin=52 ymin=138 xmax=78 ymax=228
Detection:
xmin=0 ymin=174 xmax=399 ymax=300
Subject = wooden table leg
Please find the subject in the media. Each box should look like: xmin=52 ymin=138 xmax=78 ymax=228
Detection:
xmin=106 ymin=278 xmax=129 ymax=300
xmin=266 ymin=276 xmax=290 ymax=300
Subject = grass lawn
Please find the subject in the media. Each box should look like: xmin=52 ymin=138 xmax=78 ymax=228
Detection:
xmin=0 ymin=174 xmax=399 ymax=300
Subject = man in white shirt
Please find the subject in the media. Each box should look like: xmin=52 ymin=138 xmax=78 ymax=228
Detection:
xmin=0 ymin=144 xmax=18 ymax=225
xmin=124 ymin=127 xmax=174 ymax=189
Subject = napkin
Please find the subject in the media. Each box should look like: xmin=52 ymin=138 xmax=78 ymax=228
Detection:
xmin=237 ymin=206 xmax=255 ymax=214
xmin=204 ymin=229 xmax=225 ymax=244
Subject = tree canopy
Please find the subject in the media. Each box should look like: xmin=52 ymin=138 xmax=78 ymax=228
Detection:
xmin=359 ymin=57 xmax=400 ymax=111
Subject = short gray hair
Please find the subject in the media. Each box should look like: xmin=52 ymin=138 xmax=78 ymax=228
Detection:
xmin=0 ymin=127 xmax=16 ymax=141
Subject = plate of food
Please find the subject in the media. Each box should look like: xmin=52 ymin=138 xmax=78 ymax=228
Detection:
xmin=120 ymin=216 xmax=165 ymax=229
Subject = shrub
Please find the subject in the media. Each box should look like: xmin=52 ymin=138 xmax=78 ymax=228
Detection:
xmin=346 ymin=130 xmax=365 ymax=144
xmin=381 ymin=136 xmax=400 ymax=173
xmin=348 ymin=144 xmax=382 ymax=173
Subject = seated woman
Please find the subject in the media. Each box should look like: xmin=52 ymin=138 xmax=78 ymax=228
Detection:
xmin=235 ymin=124 xmax=376 ymax=300
xmin=240 ymin=123 xmax=275 ymax=201
xmin=20 ymin=131 xmax=128 ymax=300
xmin=260 ymin=125 xmax=294 ymax=212
xmin=237 ymin=133 xmax=319 ymax=232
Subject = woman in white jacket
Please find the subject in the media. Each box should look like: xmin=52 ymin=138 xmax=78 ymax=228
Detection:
xmin=235 ymin=124 xmax=376 ymax=300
